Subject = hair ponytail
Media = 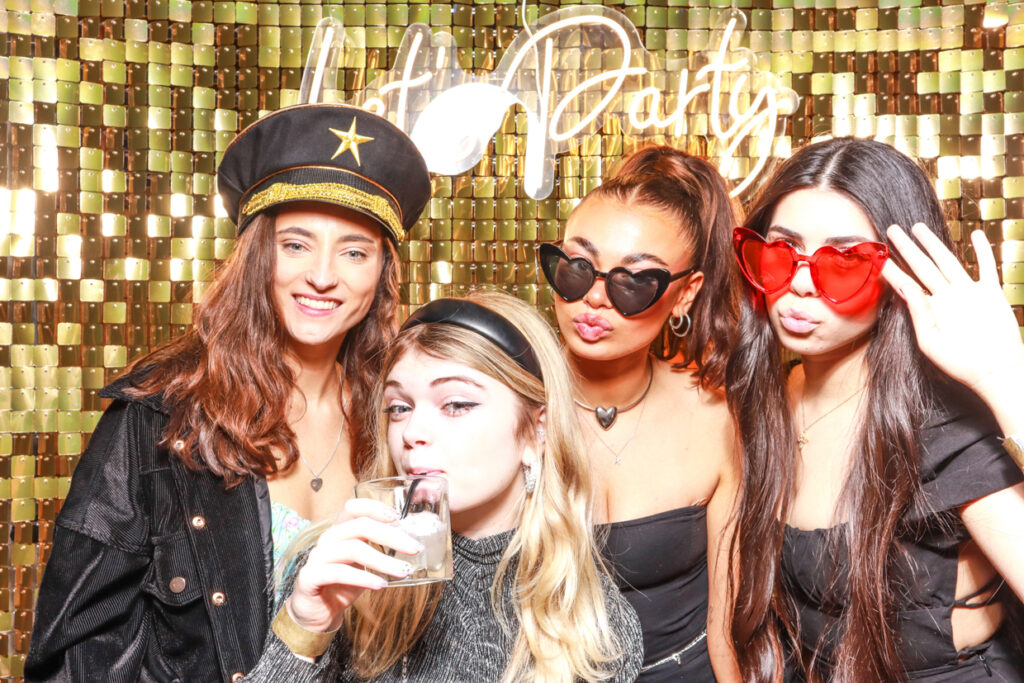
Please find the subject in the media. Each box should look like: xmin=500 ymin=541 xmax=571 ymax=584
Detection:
xmin=590 ymin=146 xmax=740 ymax=388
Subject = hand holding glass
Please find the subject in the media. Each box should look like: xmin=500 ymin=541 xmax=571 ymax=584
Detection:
xmin=354 ymin=475 xmax=453 ymax=585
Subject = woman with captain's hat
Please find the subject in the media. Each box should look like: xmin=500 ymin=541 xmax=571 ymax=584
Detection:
xmin=25 ymin=103 xmax=431 ymax=683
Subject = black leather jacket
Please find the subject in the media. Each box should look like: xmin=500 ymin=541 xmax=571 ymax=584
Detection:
xmin=26 ymin=374 xmax=274 ymax=682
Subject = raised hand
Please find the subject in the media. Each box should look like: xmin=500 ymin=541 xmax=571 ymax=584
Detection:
xmin=286 ymin=497 xmax=424 ymax=633
xmin=882 ymin=224 xmax=1024 ymax=415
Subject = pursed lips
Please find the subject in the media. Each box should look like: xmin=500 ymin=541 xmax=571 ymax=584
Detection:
xmin=572 ymin=312 xmax=613 ymax=341
xmin=574 ymin=313 xmax=612 ymax=330
xmin=778 ymin=307 xmax=820 ymax=334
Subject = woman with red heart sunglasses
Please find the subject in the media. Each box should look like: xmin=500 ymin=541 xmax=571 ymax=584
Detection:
xmin=539 ymin=145 xmax=742 ymax=682
xmin=727 ymin=137 xmax=1024 ymax=682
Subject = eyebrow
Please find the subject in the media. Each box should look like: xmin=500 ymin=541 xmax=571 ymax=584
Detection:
xmin=384 ymin=376 xmax=486 ymax=391
xmin=431 ymin=376 xmax=486 ymax=389
xmin=277 ymin=226 xmax=378 ymax=245
xmin=767 ymin=225 xmax=870 ymax=247
xmin=566 ymin=236 xmax=671 ymax=268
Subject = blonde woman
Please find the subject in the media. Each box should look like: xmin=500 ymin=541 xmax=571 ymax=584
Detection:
xmin=243 ymin=292 xmax=643 ymax=682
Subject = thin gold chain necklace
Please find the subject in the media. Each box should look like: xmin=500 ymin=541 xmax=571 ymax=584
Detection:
xmin=797 ymin=386 xmax=865 ymax=449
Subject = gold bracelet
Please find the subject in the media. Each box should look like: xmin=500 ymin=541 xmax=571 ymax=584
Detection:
xmin=1003 ymin=434 xmax=1024 ymax=470
xmin=272 ymin=604 xmax=338 ymax=659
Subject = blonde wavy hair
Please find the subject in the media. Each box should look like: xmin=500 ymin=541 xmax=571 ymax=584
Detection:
xmin=284 ymin=291 xmax=627 ymax=681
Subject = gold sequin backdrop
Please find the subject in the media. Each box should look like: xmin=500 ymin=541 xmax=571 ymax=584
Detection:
xmin=1 ymin=0 xmax=1023 ymax=677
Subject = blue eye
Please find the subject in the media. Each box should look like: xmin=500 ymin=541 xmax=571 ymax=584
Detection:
xmin=383 ymin=404 xmax=411 ymax=417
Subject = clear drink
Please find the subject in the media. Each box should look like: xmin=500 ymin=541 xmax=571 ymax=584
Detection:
xmin=354 ymin=475 xmax=453 ymax=586
xmin=397 ymin=511 xmax=450 ymax=579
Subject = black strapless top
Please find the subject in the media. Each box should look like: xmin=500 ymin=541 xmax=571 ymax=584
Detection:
xmin=602 ymin=505 xmax=712 ymax=679
xmin=780 ymin=383 xmax=1024 ymax=679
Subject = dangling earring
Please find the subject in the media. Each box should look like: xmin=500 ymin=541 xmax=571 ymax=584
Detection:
xmin=523 ymin=462 xmax=537 ymax=494
xmin=669 ymin=313 xmax=692 ymax=338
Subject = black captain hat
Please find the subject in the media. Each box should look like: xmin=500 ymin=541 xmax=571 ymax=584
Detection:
xmin=217 ymin=103 xmax=431 ymax=241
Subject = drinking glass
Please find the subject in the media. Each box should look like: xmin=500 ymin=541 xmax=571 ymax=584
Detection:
xmin=354 ymin=475 xmax=453 ymax=585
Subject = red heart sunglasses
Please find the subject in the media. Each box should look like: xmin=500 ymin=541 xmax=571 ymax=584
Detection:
xmin=732 ymin=227 xmax=889 ymax=304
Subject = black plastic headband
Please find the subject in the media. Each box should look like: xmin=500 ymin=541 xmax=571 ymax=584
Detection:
xmin=400 ymin=299 xmax=544 ymax=382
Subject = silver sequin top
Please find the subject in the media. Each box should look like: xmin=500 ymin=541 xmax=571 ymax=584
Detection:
xmin=243 ymin=529 xmax=644 ymax=682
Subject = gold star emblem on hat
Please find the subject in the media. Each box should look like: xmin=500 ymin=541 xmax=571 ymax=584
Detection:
xmin=329 ymin=119 xmax=374 ymax=166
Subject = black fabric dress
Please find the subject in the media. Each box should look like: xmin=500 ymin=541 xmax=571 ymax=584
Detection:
xmin=602 ymin=505 xmax=715 ymax=681
xmin=781 ymin=382 xmax=1024 ymax=681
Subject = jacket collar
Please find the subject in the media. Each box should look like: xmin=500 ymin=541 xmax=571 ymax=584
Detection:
xmin=98 ymin=366 xmax=172 ymax=415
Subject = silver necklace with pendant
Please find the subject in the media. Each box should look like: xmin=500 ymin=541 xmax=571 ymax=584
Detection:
xmin=583 ymin=387 xmax=651 ymax=464
xmin=573 ymin=356 xmax=654 ymax=430
xmin=297 ymin=415 xmax=345 ymax=492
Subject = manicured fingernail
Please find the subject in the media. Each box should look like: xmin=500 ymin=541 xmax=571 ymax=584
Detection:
xmin=382 ymin=508 xmax=399 ymax=521
xmin=372 ymin=578 xmax=388 ymax=589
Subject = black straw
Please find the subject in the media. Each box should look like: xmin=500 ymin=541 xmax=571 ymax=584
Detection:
xmin=388 ymin=478 xmax=422 ymax=557
xmin=399 ymin=477 xmax=422 ymax=519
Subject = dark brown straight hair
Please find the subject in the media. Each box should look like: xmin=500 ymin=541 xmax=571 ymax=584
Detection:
xmin=123 ymin=210 xmax=399 ymax=486
xmin=726 ymin=137 xmax=951 ymax=682
xmin=587 ymin=145 xmax=740 ymax=389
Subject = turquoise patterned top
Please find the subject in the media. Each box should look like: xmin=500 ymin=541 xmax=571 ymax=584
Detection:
xmin=271 ymin=500 xmax=311 ymax=603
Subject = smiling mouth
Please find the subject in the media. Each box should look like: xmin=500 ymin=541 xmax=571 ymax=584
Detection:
xmin=294 ymin=295 xmax=340 ymax=311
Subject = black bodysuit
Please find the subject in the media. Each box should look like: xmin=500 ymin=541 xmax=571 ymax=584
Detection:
xmin=602 ymin=505 xmax=715 ymax=681
xmin=781 ymin=383 xmax=1024 ymax=681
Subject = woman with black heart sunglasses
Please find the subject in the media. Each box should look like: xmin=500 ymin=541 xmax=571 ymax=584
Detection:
xmin=539 ymin=145 xmax=743 ymax=681
xmin=727 ymin=137 xmax=1024 ymax=682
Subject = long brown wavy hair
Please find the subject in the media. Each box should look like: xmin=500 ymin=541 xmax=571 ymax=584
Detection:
xmin=123 ymin=210 xmax=400 ymax=486
xmin=585 ymin=145 xmax=740 ymax=388
xmin=726 ymin=138 xmax=949 ymax=681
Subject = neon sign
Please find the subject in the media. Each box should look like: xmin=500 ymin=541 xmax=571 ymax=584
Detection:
xmin=304 ymin=7 xmax=798 ymax=198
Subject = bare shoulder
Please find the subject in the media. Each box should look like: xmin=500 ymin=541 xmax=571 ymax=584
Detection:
xmin=661 ymin=364 xmax=730 ymax=418
xmin=657 ymin=364 xmax=736 ymax=465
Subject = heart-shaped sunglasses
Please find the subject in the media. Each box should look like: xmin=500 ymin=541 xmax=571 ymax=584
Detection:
xmin=732 ymin=227 xmax=889 ymax=304
xmin=538 ymin=242 xmax=697 ymax=317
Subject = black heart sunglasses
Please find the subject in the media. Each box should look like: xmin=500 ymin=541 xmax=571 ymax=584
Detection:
xmin=538 ymin=242 xmax=697 ymax=317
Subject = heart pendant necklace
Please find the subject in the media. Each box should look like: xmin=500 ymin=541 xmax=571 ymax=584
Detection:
xmin=584 ymin=390 xmax=651 ymax=464
xmin=297 ymin=413 xmax=345 ymax=492
xmin=574 ymin=357 xmax=654 ymax=430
